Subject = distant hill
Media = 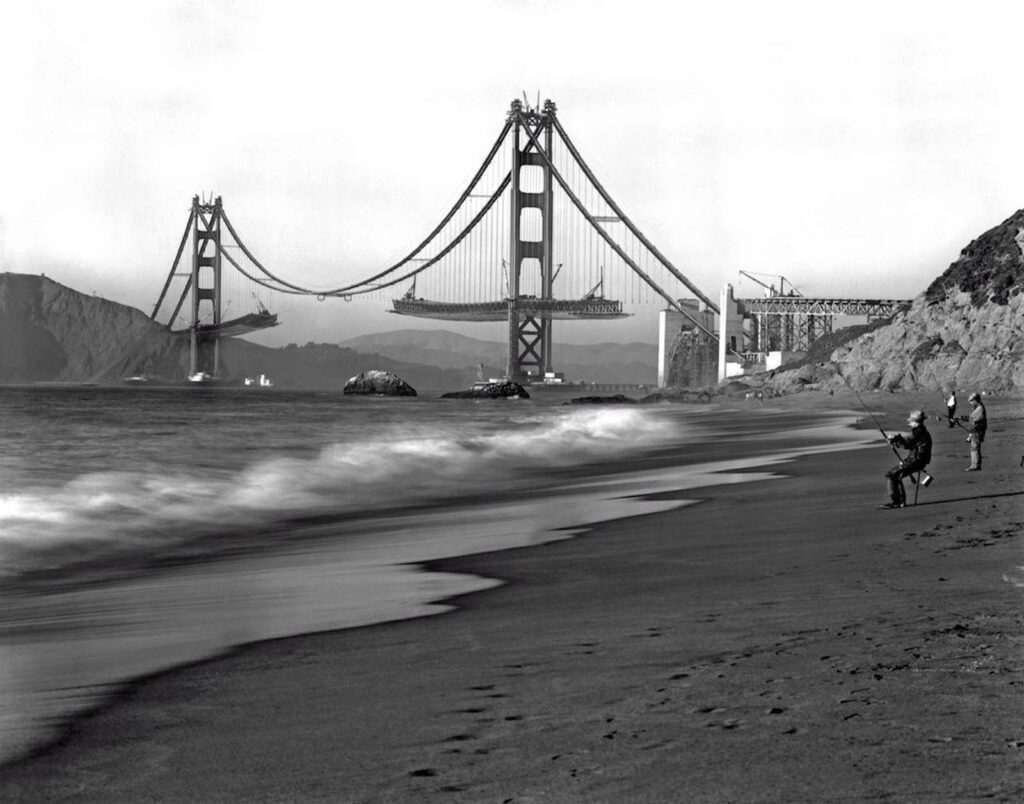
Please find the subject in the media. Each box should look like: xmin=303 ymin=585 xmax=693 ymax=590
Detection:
xmin=338 ymin=329 xmax=659 ymax=384
xmin=0 ymin=273 xmax=471 ymax=391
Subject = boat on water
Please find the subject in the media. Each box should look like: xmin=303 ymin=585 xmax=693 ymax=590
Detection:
xmin=243 ymin=374 xmax=274 ymax=388
xmin=187 ymin=372 xmax=222 ymax=384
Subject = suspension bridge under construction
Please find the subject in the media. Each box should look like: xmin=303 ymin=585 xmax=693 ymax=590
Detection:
xmin=150 ymin=98 xmax=909 ymax=386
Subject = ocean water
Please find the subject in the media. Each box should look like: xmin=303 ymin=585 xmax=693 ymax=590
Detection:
xmin=0 ymin=386 xmax=869 ymax=765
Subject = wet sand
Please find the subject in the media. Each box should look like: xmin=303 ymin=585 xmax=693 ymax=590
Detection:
xmin=2 ymin=394 xmax=1022 ymax=802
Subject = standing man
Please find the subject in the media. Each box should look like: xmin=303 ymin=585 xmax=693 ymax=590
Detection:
xmin=880 ymin=410 xmax=932 ymax=509
xmin=963 ymin=392 xmax=987 ymax=471
xmin=946 ymin=389 xmax=957 ymax=428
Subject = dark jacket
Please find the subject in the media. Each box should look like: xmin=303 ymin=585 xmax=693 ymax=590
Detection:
xmin=892 ymin=425 xmax=932 ymax=468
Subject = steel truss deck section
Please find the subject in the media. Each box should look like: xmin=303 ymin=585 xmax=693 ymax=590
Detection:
xmin=739 ymin=297 xmax=910 ymax=317
xmin=171 ymin=312 xmax=279 ymax=338
xmin=392 ymin=297 xmax=628 ymax=322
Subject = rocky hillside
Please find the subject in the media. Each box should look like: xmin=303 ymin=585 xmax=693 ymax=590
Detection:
xmin=0 ymin=273 xmax=472 ymax=390
xmin=0 ymin=273 xmax=186 ymax=383
xmin=766 ymin=209 xmax=1024 ymax=395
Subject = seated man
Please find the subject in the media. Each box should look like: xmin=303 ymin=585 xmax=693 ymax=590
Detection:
xmin=881 ymin=410 xmax=932 ymax=509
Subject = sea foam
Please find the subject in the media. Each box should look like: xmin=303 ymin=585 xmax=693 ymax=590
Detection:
xmin=0 ymin=406 xmax=676 ymax=576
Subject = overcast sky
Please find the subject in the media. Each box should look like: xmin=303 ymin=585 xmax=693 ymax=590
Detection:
xmin=2 ymin=0 xmax=1022 ymax=346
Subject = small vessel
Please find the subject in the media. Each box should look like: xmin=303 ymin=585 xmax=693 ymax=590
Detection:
xmin=243 ymin=374 xmax=274 ymax=388
xmin=188 ymin=372 xmax=215 ymax=384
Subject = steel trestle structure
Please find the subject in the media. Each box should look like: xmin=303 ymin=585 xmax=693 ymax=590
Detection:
xmin=739 ymin=296 xmax=909 ymax=352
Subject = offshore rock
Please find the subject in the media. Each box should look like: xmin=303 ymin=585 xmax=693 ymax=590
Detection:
xmin=342 ymin=370 xmax=417 ymax=396
xmin=563 ymin=394 xmax=638 ymax=405
xmin=441 ymin=380 xmax=529 ymax=399
xmin=640 ymin=387 xmax=714 ymax=404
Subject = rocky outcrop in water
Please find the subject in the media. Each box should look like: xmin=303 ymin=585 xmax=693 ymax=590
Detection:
xmin=764 ymin=209 xmax=1024 ymax=394
xmin=563 ymin=394 xmax=638 ymax=405
xmin=342 ymin=370 xmax=417 ymax=396
xmin=639 ymin=387 xmax=713 ymax=404
xmin=441 ymin=381 xmax=529 ymax=399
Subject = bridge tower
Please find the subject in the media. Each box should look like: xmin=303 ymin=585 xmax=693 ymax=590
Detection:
xmin=189 ymin=195 xmax=223 ymax=377
xmin=506 ymin=99 xmax=557 ymax=382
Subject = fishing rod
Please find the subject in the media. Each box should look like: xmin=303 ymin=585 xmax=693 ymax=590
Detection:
xmin=840 ymin=374 xmax=903 ymax=460
xmin=840 ymin=374 xmax=932 ymax=499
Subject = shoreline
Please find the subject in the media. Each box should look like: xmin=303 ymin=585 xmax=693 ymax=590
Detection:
xmin=0 ymin=408 xmax=866 ymax=768
xmin=1 ymin=398 xmax=1022 ymax=801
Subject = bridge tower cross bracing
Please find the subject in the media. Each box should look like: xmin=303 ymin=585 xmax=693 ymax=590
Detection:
xmin=189 ymin=195 xmax=224 ymax=377
xmin=506 ymin=98 xmax=557 ymax=383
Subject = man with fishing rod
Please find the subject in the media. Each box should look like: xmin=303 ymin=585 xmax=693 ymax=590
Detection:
xmin=960 ymin=392 xmax=987 ymax=472
xmin=878 ymin=410 xmax=933 ymax=509
xmin=843 ymin=379 xmax=934 ymax=509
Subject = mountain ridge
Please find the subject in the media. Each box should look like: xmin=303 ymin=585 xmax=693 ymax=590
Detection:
xmin=338 ymin=329 xmax=658 ymax=383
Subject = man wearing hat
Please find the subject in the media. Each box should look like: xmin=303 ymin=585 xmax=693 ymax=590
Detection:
xmin=881 ymin=410 xmax=932 ymax=509
xmin=962 ymin=392 xmax=987 ymax=471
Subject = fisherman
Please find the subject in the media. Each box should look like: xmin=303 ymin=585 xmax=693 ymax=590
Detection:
xmin=946 ymin=389 xmax=957 ymax=428
xmin=880 ymin=410 xmax=932 ymax=509
xmin=962 ymin=392 xmax=987 ymax=471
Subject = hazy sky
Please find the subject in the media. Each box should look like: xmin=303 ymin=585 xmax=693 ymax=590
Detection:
xmin=2 ymin=0 xmax=1022 ymax=346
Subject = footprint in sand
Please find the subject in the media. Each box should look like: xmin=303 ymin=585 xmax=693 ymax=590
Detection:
xmin=705 ymin=719 xmax=742 ymax=730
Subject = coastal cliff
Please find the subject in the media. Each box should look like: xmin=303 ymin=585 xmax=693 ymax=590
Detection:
xmin=768 ymin=209 xmax=1024 ymax=394
xmin=0 ymin=273 xmax=185 ymax=383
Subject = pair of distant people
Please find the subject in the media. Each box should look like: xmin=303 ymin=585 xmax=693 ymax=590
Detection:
xmin=880 ymin=392 xmax=987 ymax=509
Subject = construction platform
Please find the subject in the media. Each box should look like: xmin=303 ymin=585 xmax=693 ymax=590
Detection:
xmin=391 ymin=297 xmax=629 ymax=321
xmin=737 ymin=297 xmax=910 ymax=317
xmin=171 ymin=312 xmax=279 ymax=338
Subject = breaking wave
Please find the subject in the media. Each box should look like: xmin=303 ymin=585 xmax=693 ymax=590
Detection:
xmin=0 ymin=406 xmax=678 ymax=576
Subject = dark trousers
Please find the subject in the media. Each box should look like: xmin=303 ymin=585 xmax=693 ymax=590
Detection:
xmin=947 ymin=406 xmax=956 ymax=427
xmin=886 ymin=461 xmax=924 ymax=505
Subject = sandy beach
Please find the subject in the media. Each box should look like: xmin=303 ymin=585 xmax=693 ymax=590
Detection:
xmin=1 ymin=393 xmax=1022 ymax=802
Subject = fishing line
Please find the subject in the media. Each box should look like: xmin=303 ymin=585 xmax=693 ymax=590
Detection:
xmin=840 ymin=373 xmax=904 ymax=461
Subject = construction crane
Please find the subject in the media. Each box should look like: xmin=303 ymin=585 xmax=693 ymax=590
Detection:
xmin=738 ymin=270 xmax=802 ymax=298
